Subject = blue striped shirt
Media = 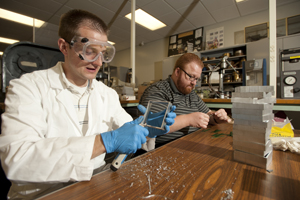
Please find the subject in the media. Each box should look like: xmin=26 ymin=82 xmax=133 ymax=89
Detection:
xmin=139 ymin=77 xmax=209 ymax=146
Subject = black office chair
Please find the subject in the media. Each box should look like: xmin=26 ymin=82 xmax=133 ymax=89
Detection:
xmin=0 ymin=109 xmax=11 ymax=200
xmin=0 ymin=161 xmax=11 ymax=200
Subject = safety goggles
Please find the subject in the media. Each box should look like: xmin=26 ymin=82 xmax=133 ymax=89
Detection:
xmin=68 ymin=36 xmax=115 ymax=63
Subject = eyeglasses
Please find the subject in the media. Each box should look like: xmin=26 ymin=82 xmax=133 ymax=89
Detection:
xmin=66 ymin=36 xmax=115 ymax=63
xmin=178 ymin=67 xmax=201 ymax=82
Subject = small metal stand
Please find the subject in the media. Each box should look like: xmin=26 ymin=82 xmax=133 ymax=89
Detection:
xmin=208 ymin=56 xmax=238 ymax=99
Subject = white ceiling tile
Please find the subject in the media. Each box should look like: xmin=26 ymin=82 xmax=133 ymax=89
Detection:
xmin=164 ymin=0 xmax=195 ymax=10
xmin=201 ymin=0 xmax=235 ymax=12
xmin=0 ymin=0 xmax=299 ymax=53
xmin=35 ymin=36 xmax=59 ymax=48
xmin=159 ymin=11 xmax=182 ymax=27
xmin=170 ymin=20 xmax=195 ymax=36
xmin=276 ymin=0 xmax=300 ymax=6
xmin=135 ymin=37 xmax=151 ymax=45
xmin=64 ymin=0 xmax=115 ymax=22
xmin=139 ymin=31 xmax=163 ymax=42
xmin=135 ymin=0 xmax=157 ymax=7
xmin=53 ymin=6 xmax=73 ymax=19
xmin=109 ymin=25 xmax=131 ymax=40
xmin=13 ymin=0 xmax=63 ymax=14
xmin=136 ymin=25 xmax=153 ymax=36
xmin=153 ymin=26 xmax=173 ymax=37
xmin=114 ymin=39 xmax=131 ymax=52
xmin=0 ymin=0 xmax=54 ymax=21
xmin=108 ymin=35 xmax=126 ymax=44
xmin=111 ymin=17 xmax=131 ymax=32
xmin=91 ymin=0 xmax=125 ymax=8
xmin=236 ymin=0 xmax=269 ymax=16
xmin=35 ymin=28 xmax=59 ymax=41
xmin=211 ymin=4 xmax=240 ymax=22
xmin=91 ymin=0 xmax=133 ymax=16
xmin=0 ymin=19 xmax=33 ymax=41
xmin=40 ymin=22 xmax=59 ymax=33
xmin=188 ymin=13 xmax=217 ymax=28
xmin=48 ymin=6 xmax=72 ymax=25
xmin=177 ymin=3 xmax=208 ymax=20
xmin=48 ymin=15 xmax=62 ymax=26
xmin=141 ymin=0 xmax=175 ymax=18
xmin=53 ymin=0 xmax=69 ymax=4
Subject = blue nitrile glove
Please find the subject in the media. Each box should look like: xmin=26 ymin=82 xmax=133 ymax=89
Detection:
xmin=101 ymin=116 xmax=149 ymax=154
xmin=138 ymin=104 xmax=176 ymax=138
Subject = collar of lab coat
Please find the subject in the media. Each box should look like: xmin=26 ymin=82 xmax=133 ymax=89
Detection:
xmin=48 ymin=62 xmax=95 ymax=91
xmin=46 ymin=62 xmax=106 ymax=136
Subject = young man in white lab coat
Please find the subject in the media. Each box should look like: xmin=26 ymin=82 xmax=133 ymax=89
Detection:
xmin=0 ymin=9 xmax=175 ymax=199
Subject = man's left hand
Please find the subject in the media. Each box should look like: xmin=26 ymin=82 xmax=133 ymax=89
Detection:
xmin=138 ymin=104 xmax=176 ymax=138
xmin=210 ymin=109 xmax=231 ymax=124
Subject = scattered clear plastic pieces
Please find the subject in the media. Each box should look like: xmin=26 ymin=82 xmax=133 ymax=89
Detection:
xmin=221 ymin=189 xmax=234 ymax=200
xmin=146 ymin=174 xmax=151 ymax=194
xmin=140 ymin=194 xmax=171 ymax=199
xmin=115 ymin=150 xmax=236 ymax=200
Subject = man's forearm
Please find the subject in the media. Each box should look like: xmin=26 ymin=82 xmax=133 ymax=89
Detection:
xmin=168 ymin=114 xmax=191 ymax=133
xmin=91 ymin=135 xmax=106 ymax=159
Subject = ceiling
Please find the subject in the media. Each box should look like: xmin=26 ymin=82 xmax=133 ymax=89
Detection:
xmin=0 ymin=0 xmax=298 ymax=54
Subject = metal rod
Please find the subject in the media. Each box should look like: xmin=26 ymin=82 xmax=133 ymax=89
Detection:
xmin=269 ymin=0 xmax=277 ymax=97
xmin=33 ymin=19 xmax=35 ymax=43
xmin=131 ymin=0 xmax=136 ymax=85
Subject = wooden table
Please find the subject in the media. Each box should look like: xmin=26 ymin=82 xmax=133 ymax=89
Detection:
xmin=39 ymin=124 xmax=300 ymax=200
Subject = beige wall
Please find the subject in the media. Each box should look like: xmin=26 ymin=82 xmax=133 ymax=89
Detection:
xmin=110 ymin=38 xmax=169 ymax=86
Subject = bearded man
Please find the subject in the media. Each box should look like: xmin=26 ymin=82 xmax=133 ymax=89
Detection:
xmin=139 ymin=53 xmax=231 ymax=149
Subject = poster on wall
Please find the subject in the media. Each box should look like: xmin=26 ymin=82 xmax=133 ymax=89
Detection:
xmin=168 ymin=27 xmax=203 ymax=57
xmin=194 ymin=27 xmax=203 ymax=52
xmin=205 ymin=27 xmax=224 ymax=50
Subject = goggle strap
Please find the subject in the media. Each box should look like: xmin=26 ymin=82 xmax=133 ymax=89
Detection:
xmin=78 ymin=54 xmax=84 ymax=60
xmin=81 ymin=38 xmax=89 ymax=43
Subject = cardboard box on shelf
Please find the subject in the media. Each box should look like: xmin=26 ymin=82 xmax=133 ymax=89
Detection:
xmin=120 ymin=95 xmax=136 ymax=101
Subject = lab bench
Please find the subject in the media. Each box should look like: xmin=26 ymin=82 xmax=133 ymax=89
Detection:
xmin=38 ymin=123 xmax=300 ymax=200
xmin=120 ymin=99 xmax=139 ymax=107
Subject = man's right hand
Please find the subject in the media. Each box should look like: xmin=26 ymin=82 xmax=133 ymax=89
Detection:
xmin=187 ymin=112 xmax=210 ymax=129
xmin=100 ymin=116 xmax=149 ymax=154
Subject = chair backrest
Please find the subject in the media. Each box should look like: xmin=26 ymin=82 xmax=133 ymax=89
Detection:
xmin=2 ymin=41 xmax=64 ymax=93
xmin=0 ymin=160 xmax=11 ymax=200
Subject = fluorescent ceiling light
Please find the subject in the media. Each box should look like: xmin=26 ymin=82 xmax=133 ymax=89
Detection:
xmin=0 ymin=8 xmax=45 ymax=28
xmin=125 ymin=9 xmax=166 ymax=31
xmin=0 ymin=37 xmax=19 ymax=44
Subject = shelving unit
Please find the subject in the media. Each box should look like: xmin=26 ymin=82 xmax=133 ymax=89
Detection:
xmin=199 ymin=44 xmax=247 ymax=91
xmin=200 ymin=44 xmax=247 ymax=60
xmin=202 ymin=55 xmax=246 ymax=64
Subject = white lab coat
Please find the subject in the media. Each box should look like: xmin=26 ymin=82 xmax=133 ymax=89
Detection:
xmin=0 ymin=62 xmax=132 ymax=199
